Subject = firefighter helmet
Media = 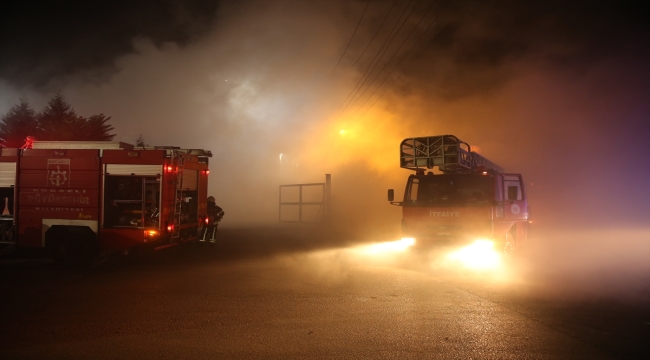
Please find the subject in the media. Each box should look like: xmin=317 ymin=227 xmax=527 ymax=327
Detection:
xmin=207 ymin=196 xmax=215 ymax=202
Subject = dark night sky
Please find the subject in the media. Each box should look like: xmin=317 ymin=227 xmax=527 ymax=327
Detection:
xmin=1 ymin=0 xmax=648 ymax=233
xmin=1 ymin=0 xmax=219 ymax=86
xmin=1 ymin=1 xmax=647 ymax=92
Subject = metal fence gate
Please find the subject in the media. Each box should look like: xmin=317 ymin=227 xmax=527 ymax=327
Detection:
xmin=279 ymin=174 xmax=331 ymax=223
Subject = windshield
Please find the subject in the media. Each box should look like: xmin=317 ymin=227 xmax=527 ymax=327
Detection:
xmin=406 ymin=174 xmax=491 ymax=207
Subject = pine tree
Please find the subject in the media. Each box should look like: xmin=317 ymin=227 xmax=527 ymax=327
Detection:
xmin=0 ymin=94 xmax=117 ymax=145
xmin=37 ymin=93 xmax=84 ymax=141
xmin=135 ymin=134 xmax=146 ymax=147
xmin=81 ymin=114 xmax=116 ymax=141
xmin=0 ymin=98 xmax=38 ymax=148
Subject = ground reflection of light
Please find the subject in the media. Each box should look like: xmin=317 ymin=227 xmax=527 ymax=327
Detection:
xmin=356 ymin=238 xmax=415 ymax=255
xmin=446 ymin=239 xmax=501 ymax=270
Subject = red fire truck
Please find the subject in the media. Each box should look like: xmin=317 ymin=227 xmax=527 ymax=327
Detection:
xmin=0 ymin=141 xmax=212 ymax=266
xmin=387 ymin=135 xmax=530 ymax=253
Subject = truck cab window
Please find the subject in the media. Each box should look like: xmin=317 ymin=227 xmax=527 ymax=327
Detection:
xmin=503 ymin=175 xmax=522 ymax=201
xmin=407 ymin=178 xmax=419 ymax=202
xmin=406 ymin=175 xmax=490 ymax=207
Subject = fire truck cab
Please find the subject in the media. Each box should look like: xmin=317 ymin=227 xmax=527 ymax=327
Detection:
xmin=388 ymin=135 xmax=530 ymax=253
xmin=0 ymin=141 xmax=212 ymax=266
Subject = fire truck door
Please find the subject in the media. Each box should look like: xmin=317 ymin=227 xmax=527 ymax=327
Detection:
xmin=501 ymin=174 xmax=527 ymax=222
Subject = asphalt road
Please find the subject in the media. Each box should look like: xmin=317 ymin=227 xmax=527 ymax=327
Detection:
xmin=1 ymin=226 xmax=648 ymax=359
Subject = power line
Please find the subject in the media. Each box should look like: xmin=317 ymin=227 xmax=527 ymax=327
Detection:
xmin=351 ymin=0 xmax=399 ymax=69
xmin=336 ymin=0 xmax=419 ymax=117
xmin=350 ymin=0 xmax=439 ymax=117
xmin=330 ymin=0 xmax=370 ymax=75
xmin=348 ymin=0 xmax=435 ymax=116
xmin=341 ymin=0 xmax=421 ymax=115
xmin=357 ymin=0 xmax=455 ymax=120
xmin=334 ymin=1 xmax=403 ymax=116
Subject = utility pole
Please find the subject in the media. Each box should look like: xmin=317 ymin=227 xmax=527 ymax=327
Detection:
xmin=324 ymin=174 xmax=331 ymax=225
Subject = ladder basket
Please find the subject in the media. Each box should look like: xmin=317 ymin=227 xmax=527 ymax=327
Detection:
xmin=399 ymin=135 xmax=503 ymax=173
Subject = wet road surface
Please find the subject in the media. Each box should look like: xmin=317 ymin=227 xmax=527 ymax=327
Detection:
xmin=1 ymin=227 xmax=648 ymax=359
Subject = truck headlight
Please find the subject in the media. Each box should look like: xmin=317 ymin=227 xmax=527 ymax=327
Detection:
xmin=446 ymin=239 xmax=501 ymax=270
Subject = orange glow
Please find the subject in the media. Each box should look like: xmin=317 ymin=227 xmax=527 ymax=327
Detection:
xmin=302 ymin=109 xmax=409 ymax=173
xmin=354 ymin=237 xmax=415 ymax=255
xmin=446 ymin=239 xmax=501 ymax=270
xmin=144 ymin=229 xmax=160 ymax=238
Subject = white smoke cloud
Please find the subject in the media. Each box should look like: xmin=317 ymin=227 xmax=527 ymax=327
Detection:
xmin=0 ymin=0 xmax=648 ymax=300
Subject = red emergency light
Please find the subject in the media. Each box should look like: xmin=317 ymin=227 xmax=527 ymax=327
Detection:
xmin=166 ymin=223 xmax=174 ymax=232
xmin=165 ymin=165 xmax=173 ymax=172
xmin=203 ymin=169 xmax=210 ymax=175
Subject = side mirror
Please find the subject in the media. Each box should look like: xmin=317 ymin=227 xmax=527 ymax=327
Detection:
xmin=387 ymin=189 xmax=394 ymax=202
xmin=507 ymin=186 xmax=519 ymax=201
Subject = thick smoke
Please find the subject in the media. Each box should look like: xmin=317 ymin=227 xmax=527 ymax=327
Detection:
xmin=1 ymin=1 xmax=648 ymax=299
xmin=0 ymin=0 xmax=219 ymax=88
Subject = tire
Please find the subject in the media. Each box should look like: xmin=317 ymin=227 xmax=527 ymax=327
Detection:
xmin=501 ymin=226 xmax=516 ymax=255
xmin=48 ymin=226 xmax=100 ymax=268
xmin=503 ymin=234 xmax=514 ymax=255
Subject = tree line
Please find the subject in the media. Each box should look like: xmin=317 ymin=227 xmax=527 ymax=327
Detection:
xmin=0 ymin=94 xmax=115 ymax=148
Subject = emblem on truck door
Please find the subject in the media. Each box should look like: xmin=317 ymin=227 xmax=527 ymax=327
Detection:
xmin=47 ymin=159 xmax=70 ymax=187
xmin=511 ymin=204 xmax=520 ymax=215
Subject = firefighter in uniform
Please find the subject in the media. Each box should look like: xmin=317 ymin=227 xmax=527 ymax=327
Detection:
xmin=201 ymin=196 xmax=224 ymax=244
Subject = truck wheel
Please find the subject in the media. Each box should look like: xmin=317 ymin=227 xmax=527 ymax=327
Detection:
xmin=501 ymin=227 xmax=516 ymax=255
xmin=48 ymin=226 xmax=99 ymax=267
xmin=503 ymin=236 xmax=514 ymax=255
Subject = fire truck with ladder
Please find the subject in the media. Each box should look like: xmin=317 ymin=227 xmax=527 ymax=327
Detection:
xmin=0 ymin=140 xmax=213 ymax=266
xmin=387 ymin=135 xmax=530 ymax=253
